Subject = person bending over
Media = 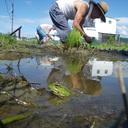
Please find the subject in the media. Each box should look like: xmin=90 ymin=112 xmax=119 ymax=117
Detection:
xmin=49 ymin=0 xmax=109 ymax=44
xmin=35 ymin=24 xmax=56 ymax=44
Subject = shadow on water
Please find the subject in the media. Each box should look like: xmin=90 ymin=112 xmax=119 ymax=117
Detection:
xmin=0 ymin=53 xmax=128 ymax=128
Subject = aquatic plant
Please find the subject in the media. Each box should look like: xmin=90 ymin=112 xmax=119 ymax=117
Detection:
xmin=1 ymin=112 xmax=32 ymax=125
xmin=67 ymin=28 xmax=83 ymax=47
xmin=0 ymin=60 xmax=13 ymax=72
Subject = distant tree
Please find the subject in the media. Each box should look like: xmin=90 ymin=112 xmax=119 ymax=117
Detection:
xmin=120 ymin=37 xmax=128 ymax=43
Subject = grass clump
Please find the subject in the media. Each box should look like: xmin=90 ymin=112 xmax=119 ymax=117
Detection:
xmin=67 ymin=28 xmax=83 ymax=47
xmin=0 ymin=32 xmax=38 ymax=52
xmin=0 ymin=33 xmax=17 ymax=44
xmin=0 ymin=32 xmax=37 ymax=44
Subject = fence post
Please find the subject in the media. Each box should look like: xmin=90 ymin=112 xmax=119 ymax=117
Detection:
xmin=10 ymin=26 xmax=22 ymax=39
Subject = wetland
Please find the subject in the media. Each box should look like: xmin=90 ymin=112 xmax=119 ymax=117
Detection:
xmin=0 ymin=42 xmax=128 ymax=128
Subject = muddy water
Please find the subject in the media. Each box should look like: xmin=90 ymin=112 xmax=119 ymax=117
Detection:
xmin=0 ymin=53 xmax=128 ymax=128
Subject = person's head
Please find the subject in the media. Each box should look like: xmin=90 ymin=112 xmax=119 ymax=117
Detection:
xmin=90 ymin=1 xmax=109 ymax=22
xmin=52 ymin=25 xmax=56 ymax=30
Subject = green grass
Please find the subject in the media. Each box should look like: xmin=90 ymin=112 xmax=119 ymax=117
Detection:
xmin=0 ymin=32 xmax=38 ymax=50
xmin=0 ymin=33 xmax=17 ymax=44
xmin=0 ymin=32 xmax=37 ymax=44
xmin=0 ymin=32 xmax=128 ymax=52
xmin=66 ymin=29 xmax=128 ymax=51
xmin=0 ymin=32 xmax=63 ymax=52
xmin=91 ymin=36 xmax=128 ymax=51
xmin=18 ymin=39 xmax=37 ymax=44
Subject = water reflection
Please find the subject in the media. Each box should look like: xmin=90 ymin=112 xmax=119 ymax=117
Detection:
xmin=85 ymin=58 xmax=113 ymax=76
xmin=1 ymin=54 xmax=128 ymax=127
xmin=47 ymin=56 xmax=102 ymax=97
xmin=0 ymin=55 xmax=128 ymax=98
xmin=48 ymin=94 xmax=68 ymax=106
xmin=37 ymin=56 xmax=59 ymax=66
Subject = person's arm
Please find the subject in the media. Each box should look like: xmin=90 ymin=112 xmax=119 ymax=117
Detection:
xmin=46 ymin=28 xmax=54 ymax=40
xmin=47 ymin=34 xmax=54 ymax=40
xmin=73 ymin=1 xmax=92 ymax=43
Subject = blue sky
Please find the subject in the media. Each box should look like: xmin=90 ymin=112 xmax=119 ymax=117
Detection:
xmin=0 ymin=0 xmax=128 ymax=38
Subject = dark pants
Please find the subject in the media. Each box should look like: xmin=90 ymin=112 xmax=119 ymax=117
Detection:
xmin=49 ymin=2 xmax=71 ymax=43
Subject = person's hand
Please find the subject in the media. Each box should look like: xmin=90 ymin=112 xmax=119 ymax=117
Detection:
xmin=45 ymin=39 xmax=48 ymax=43
xmin=51 ymin=38 xmax=54 ymax=41
xmin=84 ymin=35 xmax=92 ymax=44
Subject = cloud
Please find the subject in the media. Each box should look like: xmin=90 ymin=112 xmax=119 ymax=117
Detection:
xmin=116 ymin=17 xmax=128 ymax=38
xmin=116 ymin=17 xmax=128 ymax=26
xmin=0 ymin=15 xmax=9 ymax=18
xmin=116 ymin=25 xmax=128 ymax=38
xmin=0 ymin=15 xmax=52 ymax=37
xmin=42 ymin=10 xmax=49 ymax=15
xmin=25 ymin=1 xmax=32 ymax=5
xmin=0 ymin=15 xmax=12 ymax=32
xmin=1 ymin=14 xmax=128 ymax=38
xmin=15 ymin=17 xmax=53 ymax=37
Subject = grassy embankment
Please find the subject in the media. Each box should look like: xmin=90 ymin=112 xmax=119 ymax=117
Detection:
xmin=0 ymin=31 xmax=128 ymax=52
xmin=0 ymin=33 xmax=37 ymax=52
xmin=67 ymin=28 xmax=128 ymax=51
xmin=91 ymin=36 xmax=128 ymax=51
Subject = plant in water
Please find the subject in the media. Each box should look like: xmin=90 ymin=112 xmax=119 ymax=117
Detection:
xmin=0 ymin=61 xmax=13 ymax=72
xmin=65 ymin=57 xmax=82 ymax=75
xmin=67 ymin=28 xmax=83 ymax=47
xmin=1 ymin=112 xmax=32 ymax=125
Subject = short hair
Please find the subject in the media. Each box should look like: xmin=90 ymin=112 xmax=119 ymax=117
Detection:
xmin=52 ymin=25 xmax=55 ymax=27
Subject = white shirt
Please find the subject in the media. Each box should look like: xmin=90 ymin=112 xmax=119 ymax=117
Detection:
xmin=56 ymin=0 xmax=89 ymax=20
xmin=39 ymin=24 xmax=52 ymax=34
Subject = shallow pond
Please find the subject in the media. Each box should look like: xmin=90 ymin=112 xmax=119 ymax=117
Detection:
xmin=0 ymin=53 xmax=128 ymax=128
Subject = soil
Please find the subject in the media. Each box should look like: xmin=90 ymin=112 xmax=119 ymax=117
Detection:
xmin=0 ymin=43 xmax=127 ymax=61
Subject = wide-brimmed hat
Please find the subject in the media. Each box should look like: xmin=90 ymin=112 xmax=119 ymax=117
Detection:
xmin=90 ymin=0 xmax=109 ymax=22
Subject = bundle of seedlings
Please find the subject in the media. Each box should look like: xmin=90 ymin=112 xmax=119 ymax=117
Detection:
xmin=67 ymin=28 xmax=83 ymax=48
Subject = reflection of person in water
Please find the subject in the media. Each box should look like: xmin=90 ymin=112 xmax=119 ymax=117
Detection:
xmin=36 ymin=56 xmax=59 ymax=66
xmin=47 ymin=57 xmax=102 ymax=96
xmin=82 ymin=78 xmax=102 ymax=96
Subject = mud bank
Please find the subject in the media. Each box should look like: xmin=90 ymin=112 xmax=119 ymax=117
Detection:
xmin=0 ymin=43 xmax=127 ymax=61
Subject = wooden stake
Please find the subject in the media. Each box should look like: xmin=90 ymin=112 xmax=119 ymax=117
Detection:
xmin=117 ymin=61 xmax=128 ymax=119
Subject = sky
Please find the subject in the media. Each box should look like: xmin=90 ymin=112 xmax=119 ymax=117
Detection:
xmin=0 ymin=0 xmax=128 ymax=38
